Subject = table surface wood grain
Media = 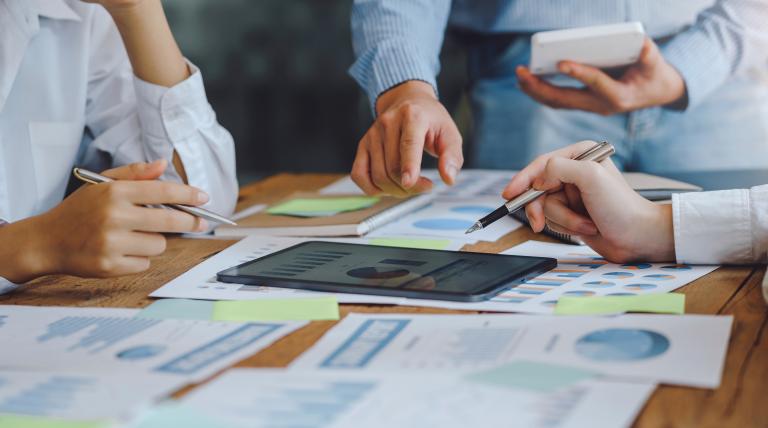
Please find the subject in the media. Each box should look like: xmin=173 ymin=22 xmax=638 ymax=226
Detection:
xmin=3 ymin=173 xmax=766 ymax=428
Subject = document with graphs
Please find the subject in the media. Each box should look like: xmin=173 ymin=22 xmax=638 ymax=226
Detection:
xmin=0 ymin=305 xmax=305 ymax=381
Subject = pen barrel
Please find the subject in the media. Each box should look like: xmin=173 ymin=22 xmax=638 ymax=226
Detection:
xmin=479 ymin=205 xmax=513 ymax=228
xmin=504 ymin=189 xmax=545 ymax=213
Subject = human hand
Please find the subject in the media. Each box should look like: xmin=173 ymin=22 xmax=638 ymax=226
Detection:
xmin=502 ymin=141 xmax=675 ymax=262
xmin=33 ymin=160 xmax=209 ymax=278
xmin=517 ymin=38 xmax=686 ymax=115
xmin=352 ymin=81 xmax=464 ymax=197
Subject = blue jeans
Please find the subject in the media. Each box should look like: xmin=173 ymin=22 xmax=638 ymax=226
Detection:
xmin=465 ymin=35 xmax=768 ymax=173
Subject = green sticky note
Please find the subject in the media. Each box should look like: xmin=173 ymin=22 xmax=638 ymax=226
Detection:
xmin=135 ymin=299 xmax=214 ymax=320
xmin=129 ymin=404 xmax=233 ymax=428
xmin=369 ymin=237 xmax=454 ymax=250
xmin=554 ymin=293 xmax=685 ymax=315
xmin=267 ymin=197 xmax=379 ymax=217
xmin=212 ymin=297 xmax=340 ymax=322
xmin=466 ymin=361 xmax=597 ymax=392
xmin=0 ymin=415 xmax=107 ymax=428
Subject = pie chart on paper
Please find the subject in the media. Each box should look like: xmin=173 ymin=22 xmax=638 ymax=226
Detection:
xmin=574 ymin=328 xmax=670 ymax=361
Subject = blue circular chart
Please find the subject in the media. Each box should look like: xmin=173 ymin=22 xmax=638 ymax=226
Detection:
xmin=450 ymin=205 xmax=494 ymax=215
xmin=661 ymin=265 xmax=692 ymax=271
xmin=620 ymin=263 xmax=652 ymax=270
xmin=606 ymin=292 xmax=637 ymax=296
xmin=582 ymin=281 xmax=615 ymax=289
xmin=413 ymin=218 xmax=475 ymax=231
xmin=624 ymin=283 xmax=658 ymax=291
xmin=563 ymin=290 xmax=596 ymax=297
xmin=575 ymin=329 xmax=670 ymax=361
xmin=602 ymin=272 xmax=634 ymax=279
xmin=117 ymin=345 xmax=166 ymax=360
xmin=643 ymin=274 xmax=676 ymax=281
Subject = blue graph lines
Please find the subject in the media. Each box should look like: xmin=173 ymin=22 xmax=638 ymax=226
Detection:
xmin=37 ymin=317 xmax=161 ymax=353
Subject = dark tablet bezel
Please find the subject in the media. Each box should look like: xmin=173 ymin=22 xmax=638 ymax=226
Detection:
xmin=216 ymin=241 xmax=556 ymax=302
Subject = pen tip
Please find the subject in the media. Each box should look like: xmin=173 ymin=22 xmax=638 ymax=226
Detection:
xmin=465 ymin=222 xmax=482 ymax=234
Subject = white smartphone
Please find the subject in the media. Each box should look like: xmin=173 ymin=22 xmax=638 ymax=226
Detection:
xmin=529 ymin=22 xmax=646 ymax=75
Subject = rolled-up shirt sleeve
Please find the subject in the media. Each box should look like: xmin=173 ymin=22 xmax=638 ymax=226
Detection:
xmin=80 ymin=7 xmax=237 ymax=217
xmin=673 ymin=185 xmax=768 ymax=265
xmin=349 ymin=0 xmax=452 ymax=112
xmin=662 ymin=0 xmax=768 ymax=109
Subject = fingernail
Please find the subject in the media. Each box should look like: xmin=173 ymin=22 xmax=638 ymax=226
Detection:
xmin=559 ymin=64 xmax=572 ymax=74
xmin=196 ymin=219 xmax=209 ymax=232
xmin=401 ymin=172 xmax=412 ymax=188
xmin=580 ymin=223 xmax=598 ymax=235
xmin=197 ymin=192 xmax=210 ymax=204
xmin=447 ymin=164 xmax=458 ymax=181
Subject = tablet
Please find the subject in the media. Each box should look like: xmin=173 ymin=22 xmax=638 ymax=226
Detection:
xmin=216 ymin=242 xmax=555 ymax=302
xmin=530 ymin=22 xmax=646 ymax=75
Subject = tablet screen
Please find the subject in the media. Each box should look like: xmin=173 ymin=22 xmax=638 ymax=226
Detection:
xmin=218 ymin=242 xmax=553 ymax=296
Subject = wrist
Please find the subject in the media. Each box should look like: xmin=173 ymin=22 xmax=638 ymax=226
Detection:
xmin=375 ymin=80 xmax=437 ymax=115
xmin=0 ymin=216 xmax=58 ymax=283
xmin=636 ymin=203 xmax=676 ymax=262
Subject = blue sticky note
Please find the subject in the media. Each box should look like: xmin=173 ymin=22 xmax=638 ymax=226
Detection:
xmin=135 ymin=299 xmax=214 ymax=321
xmin=465 ymin=360 xmax=597 ymax=392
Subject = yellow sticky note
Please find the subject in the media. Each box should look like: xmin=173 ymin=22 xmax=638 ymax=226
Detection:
xmin=554 ymin=293 xmax=685 ymax=315
xmin=212 ymin=297 xmax=340 ymax=322
xmin=267 ymin=197 xmax=379 ymax=217
xmin=369 ymin=237 xmax=454 ymax=250
xmin=0 ymin=415 xmax=107 ymax=428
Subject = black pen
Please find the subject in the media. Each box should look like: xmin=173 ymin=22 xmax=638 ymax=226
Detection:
xmin=465 ymin=141 xmax=615 ymax=234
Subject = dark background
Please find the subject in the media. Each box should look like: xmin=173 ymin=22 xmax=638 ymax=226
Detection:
xmin=164 ymin=0 xmax=470 ymax=184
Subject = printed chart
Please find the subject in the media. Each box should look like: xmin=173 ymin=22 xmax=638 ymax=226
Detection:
xmin=412 ymin=241 xmax=718 ymax=314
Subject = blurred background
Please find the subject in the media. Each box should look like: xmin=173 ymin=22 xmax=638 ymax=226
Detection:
xmin=164 ymin=0 xmax=470 ymax=185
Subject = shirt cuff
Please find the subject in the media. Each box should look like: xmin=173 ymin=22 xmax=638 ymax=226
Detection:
xmin=673 ymin=189 xmax=752 ymax=264
xmin=349 ymin=40 xmax=438 ymax=113
xmin=662 ymin=31 xmax=731 ymax=110
xmin=133 ymin=60 xmax=217 ymax=157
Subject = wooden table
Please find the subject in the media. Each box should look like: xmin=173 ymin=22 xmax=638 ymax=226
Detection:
xmin=3 ymin=174 xmax=766 ymax=428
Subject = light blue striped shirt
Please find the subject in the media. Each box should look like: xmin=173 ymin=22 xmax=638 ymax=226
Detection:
xmin=350 ymin=0 xmax=768 ymax=110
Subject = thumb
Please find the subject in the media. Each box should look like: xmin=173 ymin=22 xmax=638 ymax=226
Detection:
xmin=101 ymin=159 xmax=167 ymax=181
xmin=636 ymin=37 xmax=659 ymax=68
xmin=433 ymin=128 xmax=463 ymax=186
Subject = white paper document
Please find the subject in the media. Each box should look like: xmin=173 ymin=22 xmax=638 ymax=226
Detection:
xmin=413 ymin=241 xmax=719 ymax=314
xmin=368 ymin=197 xmax=522 ymax=242
xmin=291 ymin=313 xmax=732 ymax=388
xmin=0 ymin=305 xmax=305 ymax=382
xmin=0 ymin=370 xmax=185 ymax=422
xmin=179 ymin=368 xmax=655 ymax=428
xmin=320 ymin=169 xmax=516 ymax=199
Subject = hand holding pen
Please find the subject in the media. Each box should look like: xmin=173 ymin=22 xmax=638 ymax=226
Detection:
xmin=467 ymin=141 xmax=615 ymax=234
xmin=9 ymin=160 xmax=229 ymax=282
xmin=494 ymin=141 xmax=676 ymax=262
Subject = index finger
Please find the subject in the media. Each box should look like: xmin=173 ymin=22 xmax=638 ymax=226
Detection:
xmin=502 ymin=141 xmax=598 ymax=199
xmin=399 ymin=114 xmax=428 ymax=189
xmin=111 ymin=181 xmax=209 ymax=206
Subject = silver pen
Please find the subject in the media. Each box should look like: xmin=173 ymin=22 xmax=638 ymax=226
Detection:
xmin=73 ymin=168 xmax=237 ymax=226
xmin=465 ymin=141 xmax=615 ymax=234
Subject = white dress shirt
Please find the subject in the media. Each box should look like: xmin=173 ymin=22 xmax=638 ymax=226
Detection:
xmin=0 ymin=0 xmax=238 ymax=224
xmin=673 ymin=185 xmax=768 ymax=301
